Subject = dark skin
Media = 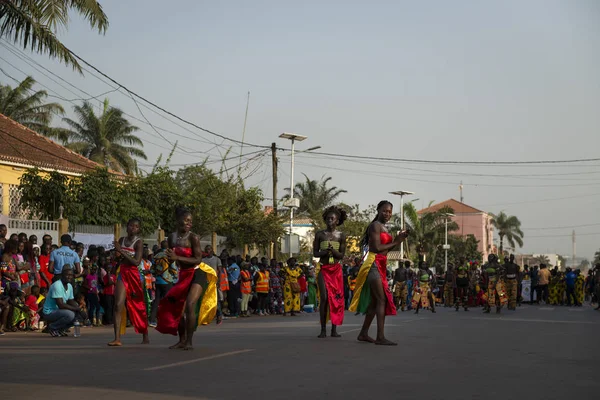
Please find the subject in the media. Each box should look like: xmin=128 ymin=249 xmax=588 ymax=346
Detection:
xmin=414 ymin=265 xmax=436 ymax=314
xmin=455 ymin=258 xmax=469 ymax=311
xmin=357 ymin=203 xmax=408 ymax=346
xmin=167 ymin=213 xmax=204 ymax=351
xmin=313 ymin=211 xmax=347 ymax=338
xmin=39 ymin=244 xmax=52 ymax=288
xmin=108 ymin=221 xmax=148 ymax=346
xmin=54 ymin=269 xmax=81 ymax=312
xmin=1 ymin=245 xmax=19 ymax=283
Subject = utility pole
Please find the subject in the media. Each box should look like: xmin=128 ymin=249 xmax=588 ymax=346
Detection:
xmin=459 ymin=181 xmax=464 ymax=203
xmin=271 ymin=142 xmax=278 ymax=217
xmin=572 ymin=230 xmax=576 ymax=268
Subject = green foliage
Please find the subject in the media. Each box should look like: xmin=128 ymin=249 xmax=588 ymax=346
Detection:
xmin=283 ymin=174 xmax=347 ymax=229
xmin=0 ymin=76 xmax=65 ymax=136
xmin=432 ymin=234 xmax=483 ymax=267
xmin=62 ymin=99 xmax=147 ymax=175
xmin=594 ymin=249 xmax=600 ymax=265
xmin=0 ymin=0 xmax=109 ymax=73
xmin=18 ymin=168 xmax=69 ymax=220
xmin=490 ymin=211 xmax=524 ymax=255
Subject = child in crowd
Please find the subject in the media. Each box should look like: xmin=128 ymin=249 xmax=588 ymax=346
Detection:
xmin=24 ymin=284 xmax=41 ymax=330
xmin=101 ymin=260 xmax=116 ymax=325
xmin=84 ymin=264 xmax=101 ymax=326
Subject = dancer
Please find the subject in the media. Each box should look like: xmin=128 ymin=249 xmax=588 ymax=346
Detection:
xmin=412 ymin=261 xmax=436 ymax=314
xmin=282 ymin=258 xmax=302 ymax=316
xmin=156 ymin=207 xmax=217 ymax=350
xmin=108 ymin=218 xmax=149 ymax=346
xmin=455 ymin=258 xmax=469 ymax=311
xmin=393 ymin=260 xmax=410 ymax=311
xmin=482 ymin=254 xmax=507 ymax=314
xmin=349 ymin=200 xmax=409 ymax=346
xmin=443 ymin=264 xmax=455 ymax=307
xmin=313 ymin=205 xmax=347 ymax=338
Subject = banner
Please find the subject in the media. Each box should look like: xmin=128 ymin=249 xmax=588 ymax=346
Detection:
xmin=69 ymin=232 xmax=114 ymax=255
xmin=520 ymin=279 xmax=536 ymax=301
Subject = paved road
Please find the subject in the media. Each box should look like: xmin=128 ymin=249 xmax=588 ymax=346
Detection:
xmin=1 ymin=304 xmax=598 ymax=400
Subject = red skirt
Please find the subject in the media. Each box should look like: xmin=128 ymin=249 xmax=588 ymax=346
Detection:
xmin=319 ymin=263 xmax=345 ymax=326
xmin=118 ymin=265 xmax=148 ymax=335
xmin=156 ymin=267 xmax=197 ymax=336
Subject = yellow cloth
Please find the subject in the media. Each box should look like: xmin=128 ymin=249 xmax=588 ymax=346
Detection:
xmin=349 ymin=252 xmax=376 ymax=313
xmin=283 ymin=266 xmax=302 ymax=312
xmin=196 ymin=262 xmax=218 ymax=326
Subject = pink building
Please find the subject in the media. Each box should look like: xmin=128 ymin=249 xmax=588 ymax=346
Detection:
xmin=418 ymin=199 xmax=494 ymax=260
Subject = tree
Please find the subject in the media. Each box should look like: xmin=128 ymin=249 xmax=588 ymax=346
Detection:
xmin=0 ymin=76 xmax=64 ymax=135
xmin=579 ymin=259 xmax=590 ymax=270
xmin=338 ymin=203 xmax=375 ymax=254
xmin=62 ymin=99 xmax=147 ymax=174
xmin=0 ymin=0 xmax=108 ymax=73
xmin=401 ymin=202 xmax=459 ymax=264
xmin=18 ymin=167 xmax=69 ymax=220
xmin=594 ymin=249 xmax=600 ymax=265
xmin=491 ymin=211 xmax=524 ymax=255
xmin=283 ymin=174 xmax=347 ymax=229
xmin=432 ymin=234 xmax=483 ymax=267
xmin=532 ymin=254 xmax=550 ymax=265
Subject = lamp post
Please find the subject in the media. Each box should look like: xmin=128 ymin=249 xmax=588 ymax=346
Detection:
xmin=279 ymin=133 xmax=307 ymax=258
xmin=389 ymin=191 xmax=414 ymax=260
xmin=442 ymin=213 xmax=455 ymax=272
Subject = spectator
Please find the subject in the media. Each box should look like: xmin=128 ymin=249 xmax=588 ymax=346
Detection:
xmin=0 ymin=224 xmax=7 ymax=254
xmin=42 ymin=234 xmax=52 ymax=247
xmin=1 ymin=239 xmax=19 ymax=289
xmin=565 ymin=268 xmax=577 ymax=306
xmin=24 ymin=284 xmax=41 ymax=330
xmin=531 ymin=265 xmax=539 ymax=304
xmin=84 ymin=263 xmax=101 ymax=326
xmin=15 ymin=240 xmax=31 ymax=293
xmin=227 ymin=257 xmax=241 ymax=318
xmin=240 ymin=262 xmax=252 ymax=317
xmin=48 ymin=235 xmax=81 ymax=282
xmin=101 ymin=259 xmax=116 ymax=325
xmin=150 ymin=241 xmax=175 ymax=327
xmin=42 ymin=267 xmax=81 ymax=337
xmin=537 ymin=264 xmax=550 ymax=304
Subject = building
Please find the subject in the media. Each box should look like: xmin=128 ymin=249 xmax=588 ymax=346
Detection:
xmin=0 ymin=113 xmax=106 ymax=241
xmin=418 ymin=198 xmax=494 ymax=260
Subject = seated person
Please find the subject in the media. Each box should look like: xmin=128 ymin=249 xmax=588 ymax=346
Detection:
xmin=42 ymin=267 xmax=81 ymax=337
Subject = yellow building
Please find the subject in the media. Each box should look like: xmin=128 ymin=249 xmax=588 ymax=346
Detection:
xmin=0 ymin=112 xmax=103 ymax=225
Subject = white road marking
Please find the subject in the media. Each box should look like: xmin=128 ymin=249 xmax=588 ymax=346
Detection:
xmin=337 ymin=328 xmax=361 ymax=334
xmin=539 ymin=307 xmax=555 ymax=311
xmin=568 ymin=309 xmax=584 ymax=312
xmin=144 ymin=349 xmax=254 ymax=371
xmin=468 ymin=317 xmax=596 ymax=324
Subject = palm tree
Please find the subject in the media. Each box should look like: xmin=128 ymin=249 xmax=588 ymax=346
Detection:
xmin=491 ymin=211 xmax=524 ymax=255
xmin=532 ymin=254 xmax=550 ymax=265
xmin=0 ymin=76 xmax=64 ymax=134
xmin=62 ymin=99 xmax=146 ymax=174
xmin=0 ymin=0 xmax=108 ymax=73
xmin=283 ymin=174 xmax=347 ymax=228
xmin=401 ymin=202 xmax=458 ymax=263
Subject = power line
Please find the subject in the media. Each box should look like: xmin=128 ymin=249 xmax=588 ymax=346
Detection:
xmin=64 ymin=47 xmax=270 ymax=150
xmin=524 ymin=222 xmax=600 ymax=231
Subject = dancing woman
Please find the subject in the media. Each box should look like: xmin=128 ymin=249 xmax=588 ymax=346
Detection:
xmin=108 ymin=218 xmax=149 ymax=346
xmin=349 ymin=200 xmax=409 ymax=346
xmin=313 ymin=205 xmax=347 ymax=338
xmin=156 ymin=207 xmax=218 ymax=350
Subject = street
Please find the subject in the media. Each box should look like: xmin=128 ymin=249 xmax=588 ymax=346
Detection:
xmin=1 ymin=305 xmax=598 ymax=400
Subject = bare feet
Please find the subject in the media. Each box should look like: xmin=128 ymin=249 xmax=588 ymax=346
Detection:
xmin=318 ymin=330 xmax=326 ymax=338
xmin=169 ymin=341 xmax=186 ymax=349
xmin=330 ymin=331 xmax=341 ymax=338
xmin=357 ymin=334 xmax=376 ymax=343
xmin=107 ymin=340 xmax=122 ymax=347
xmin=375 ymin=338 xmax=398 ymax=346
xmin=183 ymin=344 xmax=194 ymax=350
xmin=141 ymin=337 xmax=150 ymax=345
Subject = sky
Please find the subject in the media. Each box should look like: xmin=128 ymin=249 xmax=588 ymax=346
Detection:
xmin=1 ymin=0 xmax=599 ymax=260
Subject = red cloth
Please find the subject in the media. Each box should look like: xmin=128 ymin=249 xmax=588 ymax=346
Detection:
xmin=25 ymin=294 xmax=38 ymax=312
xmin=319 ymin=263 xmax=345 ymax=326
xmin=103 ymin=274 xmax=116 ymax=296
xmin=298 ymin=275 xmax=307 ymax=292
xmin=156 ymin=267 xmax=196 ymax=336
xmin=380 ymin=232 xmax=393 ymax=244
xmin=374 ymin=254 xmax=397 ymax=316
xmin=119 ymin=265 xmax=148 ymax=335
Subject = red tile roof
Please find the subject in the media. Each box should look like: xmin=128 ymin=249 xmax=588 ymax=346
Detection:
xmin=0 ymin=113 xmax=109 ymax=174
xmin=418 ymin=198 xmax=485 ymax=214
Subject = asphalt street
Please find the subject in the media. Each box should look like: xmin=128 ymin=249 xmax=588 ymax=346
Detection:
xmin=1 ymin=304 xmax=598 ymax=400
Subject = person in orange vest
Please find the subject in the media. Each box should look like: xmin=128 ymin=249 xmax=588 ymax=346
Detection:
xmin=254 ymin=263 xmax=270 ymax=316
xmin=217 ymin=263 xmax=229 ymax=323
xmin=240 ymin=263 xmax=252 ymax=317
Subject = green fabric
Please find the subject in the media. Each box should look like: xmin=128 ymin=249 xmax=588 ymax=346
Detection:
xmin=307 ymin=277 xmax=318 ymax=306
xmin=319 ymin=241 xmax=341 ymax=251
xmin=356 ymin=282 xmax=371 ymax=314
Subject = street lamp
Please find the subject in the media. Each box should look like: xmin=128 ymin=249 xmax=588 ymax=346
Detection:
xmin=442 ymin=213 xmax=455 ymax=272
xmin=390 ymin=190 xmax=414 ymax=260
xmin=279 ymin=132 xmax=307 ymax=258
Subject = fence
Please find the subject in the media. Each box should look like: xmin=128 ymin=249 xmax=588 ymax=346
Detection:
xmin=7 ymin=218 xmax=59 ymax=244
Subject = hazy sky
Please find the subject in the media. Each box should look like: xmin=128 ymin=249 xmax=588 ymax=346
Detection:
xmin=1 ymin=1 xmax=599 ymax=260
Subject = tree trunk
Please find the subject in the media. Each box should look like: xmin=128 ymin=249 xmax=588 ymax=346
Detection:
xmin=499 ymin=235 xmax=504 ymax=256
